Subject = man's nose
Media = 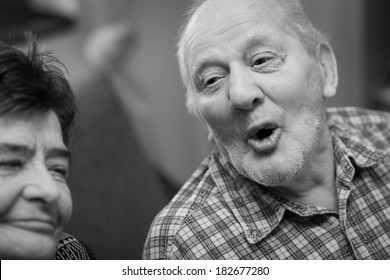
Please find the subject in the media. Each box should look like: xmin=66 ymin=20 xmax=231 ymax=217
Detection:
xmin=228 ymin=68 xmax=264 ymax=110
xmin=22 ymin=166 xmax=61 ymax=204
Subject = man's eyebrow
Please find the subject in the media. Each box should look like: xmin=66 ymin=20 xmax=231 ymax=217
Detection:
xmin=244 ymin=33 xmax=273 ymax=53
xmin=46 ymin=148 xmax=71 ymax=162
xmin=0 ymin=143 xmax=34 ymax=158
xmin=191 ymin=60 xmax=217 ymax=78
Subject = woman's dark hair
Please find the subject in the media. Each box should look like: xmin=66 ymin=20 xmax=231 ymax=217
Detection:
xmin=0 ymin=32 xmax=77 ymax=144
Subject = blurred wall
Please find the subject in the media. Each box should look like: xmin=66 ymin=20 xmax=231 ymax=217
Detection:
xmin=302 ymin=0 xmax=366 ymax=108
xmin=122 ymin=0 xmax=212 ymax=184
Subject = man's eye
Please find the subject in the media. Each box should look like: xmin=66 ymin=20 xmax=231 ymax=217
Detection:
xmin=205 ymin=77 xmax=220 ymax=86
xmin=252 ymin=56 xmax=273 ymax=66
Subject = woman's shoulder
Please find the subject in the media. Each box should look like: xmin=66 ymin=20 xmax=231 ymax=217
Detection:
xmin=54 ymin=232 xmax=96 ymax=260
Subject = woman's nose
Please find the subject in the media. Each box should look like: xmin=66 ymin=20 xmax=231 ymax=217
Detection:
xmin=21 ymin=166 xmax=61 ymax=205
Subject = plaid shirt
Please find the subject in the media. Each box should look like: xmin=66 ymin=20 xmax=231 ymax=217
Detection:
xmin=143 ymin=107 xmax=390 ymax=259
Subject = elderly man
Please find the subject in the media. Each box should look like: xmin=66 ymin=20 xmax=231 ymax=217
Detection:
xmin=143 ymin=0 xmax=390 ymax=260
xmin=0 ymin=35 xmax=93 ymax=259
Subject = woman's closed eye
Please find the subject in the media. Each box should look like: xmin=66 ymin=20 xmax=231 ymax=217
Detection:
xmin=0 ymin=159 xmax=23 ymax=171
xmin=49 ymin=166 xmax=69 ymax=181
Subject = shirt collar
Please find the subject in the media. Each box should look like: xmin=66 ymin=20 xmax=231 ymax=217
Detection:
xmin=209 ymin=150 xmax=285 ymax=244
xmin=210 ymin=151 xmax=335 ymax=244
xmin=329 ymin=120 xmax=387 ymax=168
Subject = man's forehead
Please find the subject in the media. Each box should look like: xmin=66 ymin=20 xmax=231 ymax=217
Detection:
xmin=184 ymin=0 xmax=285 ymax=51
xmin=185 ymin=4 xmax=287 ymax=71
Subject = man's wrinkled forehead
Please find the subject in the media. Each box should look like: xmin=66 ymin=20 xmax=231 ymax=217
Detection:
xmin=183 ymin=0 xmax=286 ymax=69
xmin=188 ymin=0 xmax=283 ymax=29
xmin=184 ymin=0 xmax=284 ymax=49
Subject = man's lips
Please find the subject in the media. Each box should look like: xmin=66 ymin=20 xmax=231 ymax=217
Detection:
xmin=246 ymin=122 xmax=282 ymax=152
xmin=247 ymin=122 xmax=279 ymax=138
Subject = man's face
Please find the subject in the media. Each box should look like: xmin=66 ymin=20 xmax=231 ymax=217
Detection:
xmin=186 ymin=0 xmax=332 ymax=187
xmin=0 ymin=111 xmax=72 ymax=259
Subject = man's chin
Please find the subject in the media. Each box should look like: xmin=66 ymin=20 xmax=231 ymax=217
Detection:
xmin=235 ymin=157 xmax=303 ymax=187
xmin=253 ymin=174 xmax=295 ymax=187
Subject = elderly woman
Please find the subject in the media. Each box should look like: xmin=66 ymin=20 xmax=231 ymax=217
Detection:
xmin=0 ymin=34 xmax=94 ymax=259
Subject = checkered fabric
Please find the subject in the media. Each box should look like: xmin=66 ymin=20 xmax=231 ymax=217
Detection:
xmin=54 ymin=232 xmax=95 ymax=260
xmin=143 ymin=107 xmax=390 ymax=259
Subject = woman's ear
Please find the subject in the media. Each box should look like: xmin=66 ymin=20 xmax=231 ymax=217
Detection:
xmin=318 ymin=42 xmax=338 ymax=98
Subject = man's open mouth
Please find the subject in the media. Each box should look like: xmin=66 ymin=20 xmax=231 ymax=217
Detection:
xmin=255 ymin=127 xmax=275 ymax=140
xmin=247 ymin=123 xmax=281 ymax=152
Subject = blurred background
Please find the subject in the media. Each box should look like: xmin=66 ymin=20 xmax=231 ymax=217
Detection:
xmin=1 ymin=0 xmax=389 ymax=259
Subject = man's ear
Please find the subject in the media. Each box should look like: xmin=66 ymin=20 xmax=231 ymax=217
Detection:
xmin=318 ymin=42 xmax=338 ymax=98
xmin=207 ymin=126 xmax=214 ymax=142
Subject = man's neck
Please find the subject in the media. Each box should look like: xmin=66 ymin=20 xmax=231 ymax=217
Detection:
xmin=270 ymin=129 xmax=338 ymax=212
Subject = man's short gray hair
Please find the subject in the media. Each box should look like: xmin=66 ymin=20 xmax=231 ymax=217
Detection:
xmin=176 ymin=0 xmax=328 ymax=117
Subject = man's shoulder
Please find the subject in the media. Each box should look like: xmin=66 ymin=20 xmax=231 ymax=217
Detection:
xmin=143 ymin=154 xmax=222 ymax=259
xmin=327 ymin=106 xmax=390 ymax=152
xmin=327 ymin=106 xmax=390 ymax=127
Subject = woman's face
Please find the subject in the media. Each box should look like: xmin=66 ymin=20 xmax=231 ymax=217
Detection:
xmin=0 ymin=111 xmax=72 ymax=259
